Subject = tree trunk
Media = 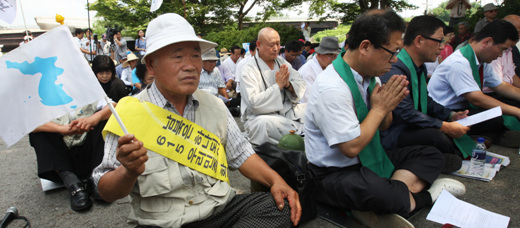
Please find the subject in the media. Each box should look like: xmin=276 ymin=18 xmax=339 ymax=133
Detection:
xmin=370 ymin=0 xmax=379 ymax=9
xmin=238 ymin=15 xmax=244 ymax=30
xmin=380 ymin=0 xmax=389 ymax=9
xmin=358 ymin=0 xmax=369 ymax=11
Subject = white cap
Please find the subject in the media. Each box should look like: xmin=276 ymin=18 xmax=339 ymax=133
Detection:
xmin=142 ymin=13 xmax=217 ymax=63
xmin=202 ymin=48 xmax=219 ymax=61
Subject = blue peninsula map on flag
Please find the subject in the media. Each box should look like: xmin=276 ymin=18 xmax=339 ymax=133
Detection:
xmin=0 ymin=25 xmax=106 ymax=147
xmin=6 ymin=56 xmax=73 ymax=106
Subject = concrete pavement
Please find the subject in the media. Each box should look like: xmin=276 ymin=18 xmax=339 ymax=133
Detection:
xmin=1 ymin=126 xmax=519 ymax=227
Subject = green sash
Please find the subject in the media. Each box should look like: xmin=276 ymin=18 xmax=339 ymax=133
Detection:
xmin=400 ymin=48 xmax=475 ymax=158
xmin=397 ymin=49 xmax=427 ymax=113
xmin=460 ymin=45 xmax=520 ymax=132
xmin=332 ymin=51 xmax=395 ymax=178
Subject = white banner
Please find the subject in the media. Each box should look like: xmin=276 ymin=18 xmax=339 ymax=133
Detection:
xmin=150 ymin=0 xmax=163 ymax=12
xmin=0 ymin=0 xmax=17 ymax=24
xmin=0 ymin=25 xmax=106 ymax=147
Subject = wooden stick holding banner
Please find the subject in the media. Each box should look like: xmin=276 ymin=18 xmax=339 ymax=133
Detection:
xmin=104 ymin=96 xmax=129 ymax=134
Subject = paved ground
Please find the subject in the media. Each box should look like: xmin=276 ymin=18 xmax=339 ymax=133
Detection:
xmin=1 ymin=120 xmax=519 ymax=227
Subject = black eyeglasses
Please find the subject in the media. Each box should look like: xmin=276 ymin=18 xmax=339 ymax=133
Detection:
xmin=422 ymin=36 xmax=447 ymax=45
xmin=374 ymin=44 xmax=400 ymax=61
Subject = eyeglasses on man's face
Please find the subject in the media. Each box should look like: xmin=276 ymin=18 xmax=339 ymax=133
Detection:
xmin=422 ymin=35 xmax=447 ymax=46
xmin=374 ymin=43 xmax=400 ymax=61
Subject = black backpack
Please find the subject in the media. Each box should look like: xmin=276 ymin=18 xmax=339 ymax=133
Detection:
xmin=253 ymin=143 xmax=317 ymax=223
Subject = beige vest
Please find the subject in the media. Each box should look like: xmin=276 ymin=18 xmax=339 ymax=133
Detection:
xmin=128 ymin=89 xmax=233 ymax=227
xmin=52 ymin=102 xmax=98 ymax=148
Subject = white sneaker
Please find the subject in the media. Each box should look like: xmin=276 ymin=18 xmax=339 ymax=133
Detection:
xmin=352 ymin=210 xmax=414 ymax=228
xmin=427 ymin=178 xmax=466 ymax=202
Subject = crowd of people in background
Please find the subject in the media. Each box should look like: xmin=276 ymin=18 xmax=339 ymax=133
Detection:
xmin=16 ymin=2 xmax=520 ymax=227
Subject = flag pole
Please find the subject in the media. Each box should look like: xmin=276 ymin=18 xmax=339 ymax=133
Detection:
xmin=105 ymin=96 xmax=129 ymax=134
xmin=18 ymin=0 xmax=29 ymax=37
xmin=87 ymin=0 xmax=93 ymax=62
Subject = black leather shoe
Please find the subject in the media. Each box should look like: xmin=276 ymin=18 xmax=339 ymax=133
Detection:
xmin=69 ymin=183 xmax=92 ymax=212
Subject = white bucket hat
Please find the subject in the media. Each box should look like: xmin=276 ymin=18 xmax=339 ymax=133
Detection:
xmin=202 ymin=48 xmax=219 ymax=61
xmin=142 ymin=13 xmax=217 ymax=63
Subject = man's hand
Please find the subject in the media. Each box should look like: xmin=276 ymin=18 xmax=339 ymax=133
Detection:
xmin=440 ymin=121 xmax=470 ymax=138
xmin=57 ymin=124 xmax=81 ymax=136
xmin=270 ymin=182 xmax=302 ymax=226
xmin=238 ymin=154 xmax=302 ymax=226
xmin=275 ymin=65 xmax=290 ymax=89
xmin=69 ymin=116 xmax=99 ymax=133
xmin=226 ymin=79 xmax=234 ymax=91
xmin=371 ymin=74 xmax=409 ymax=115
xmin=451 ymin=110 xmax=469 ymax=121
xmin=116 ymin=134 xmax=148 ymax=178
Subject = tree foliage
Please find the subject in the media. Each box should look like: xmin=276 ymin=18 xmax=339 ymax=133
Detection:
xmin=90 ymin=0 xmax=305 ymax=39
xmin=427 ymin=0 xmax=520 ymax=34
xmin=311 ymin=24 xmax=351 ymax=43
xmin=204 ymin=22 xmax=301 ymax=50
xmin=431 ymin=1 xmax=450 ymax=23
xmin=308 ymin=0 xmax=417 ymax=24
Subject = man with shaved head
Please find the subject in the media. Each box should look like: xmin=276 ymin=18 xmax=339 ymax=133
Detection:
xmin=93 ymin=14 xmax=301 ymax=227
xmin=240 ymin=27 xmax=306 ymax=145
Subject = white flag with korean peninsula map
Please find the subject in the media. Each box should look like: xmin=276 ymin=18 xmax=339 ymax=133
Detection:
xmin=0 ymin=25 xmax=106 ymax=147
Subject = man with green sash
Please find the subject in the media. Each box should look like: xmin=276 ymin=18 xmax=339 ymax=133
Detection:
xmin=91 ymin=13 xmax=301 ymax=228
xmin=428 ymin=20 xmax=520 ymax=143
xmin=304 ymin=10 xmax=465 ymax=227
xmin=380 ymin=16 xmax=471 ymax=173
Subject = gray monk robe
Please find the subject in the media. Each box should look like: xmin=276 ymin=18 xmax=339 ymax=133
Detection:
xmin=240 ymin=52 xmax=306 ymax=145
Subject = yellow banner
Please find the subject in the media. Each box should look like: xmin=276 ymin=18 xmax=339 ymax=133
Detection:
xmin=103 ymin=96 xmax=229 ymax=183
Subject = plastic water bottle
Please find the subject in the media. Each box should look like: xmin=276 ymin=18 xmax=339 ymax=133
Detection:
xmin=469 ymin=137 xmax=487 ymax=176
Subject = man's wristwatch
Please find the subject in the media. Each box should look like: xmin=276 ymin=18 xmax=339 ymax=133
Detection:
xmin=448 ymin=111 xmax=456 ymax=122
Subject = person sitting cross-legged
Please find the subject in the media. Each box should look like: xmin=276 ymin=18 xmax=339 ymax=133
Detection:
xmin=92 ymin=13 xmax=301 ymax=228
xmin=240 ymin=28 xmax=306 ymax=145
xmin=304 ymin=10 xmax=466 ymax=227
xmin=380 ymin=15 xmax=470 ymax=173
xmin=428 ymin=20 xmax=520 ymax=144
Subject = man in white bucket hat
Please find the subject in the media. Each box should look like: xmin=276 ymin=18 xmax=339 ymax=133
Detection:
xmin=92 ymin=13 xmax=301 ymax=228
xmin=198 ymin=48 xmax=229 ymax=99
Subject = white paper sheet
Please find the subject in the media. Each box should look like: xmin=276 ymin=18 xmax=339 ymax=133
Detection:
xmin=427 ymin=190 xmax=510 ymax=228
xmin=456 ymin=106 xmax=502 ymax=126
xmin=40 ymin=178 xmax=64 ymax=191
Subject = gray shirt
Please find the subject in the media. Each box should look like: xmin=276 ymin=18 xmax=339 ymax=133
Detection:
xmin=113 ymin=38 xmax=127 ymax=64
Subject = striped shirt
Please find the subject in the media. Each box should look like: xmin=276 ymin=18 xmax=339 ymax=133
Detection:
xmin=199 ymin=68 xmax=226 ymax=96
xmin=91 ymin=82 xmax=255 ymax=186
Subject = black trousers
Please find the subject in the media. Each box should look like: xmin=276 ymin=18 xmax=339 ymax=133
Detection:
xmin=310 ymin=145 xmax=443 ymax=217
xmin=398 ymin=128 xmax=463 ymax=157
xmin=28 ymin=120 xmax=107 ymax=183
